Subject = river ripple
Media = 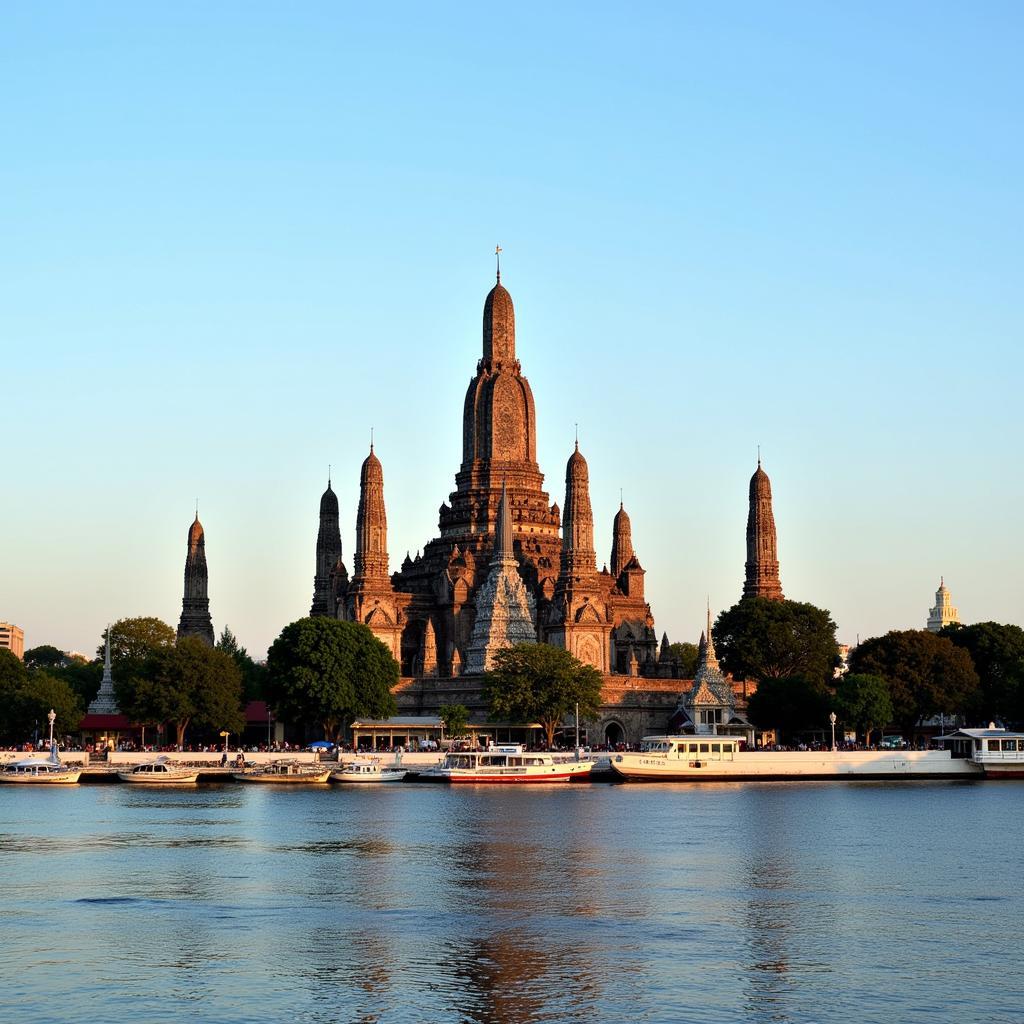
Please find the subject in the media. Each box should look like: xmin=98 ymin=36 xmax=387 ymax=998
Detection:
xmin=0 ymin=781 xmax=1021 ymax=1024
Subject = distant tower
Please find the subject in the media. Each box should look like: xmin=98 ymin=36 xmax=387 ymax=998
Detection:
xmin=610 ymin=500 xmax=634 ymax=579
xmin=311 ymin=475 xmax=343 ymax=617
xmin=346 ymin=444 xmax=402 ymax=662
xmin=465 ymin=480 xmax=538 ymax=674
xmin=87 ymin=627 xmax=120 ymax=715
xmin=177 ymin=513 xmax=215 ymax=645
xmin=546 ymin=443 xmax=611 ymax=672
xmin=743 ymin=457 xmax=784 ymax=601
xmin=926 ymin=577 xmax=960 ymax=633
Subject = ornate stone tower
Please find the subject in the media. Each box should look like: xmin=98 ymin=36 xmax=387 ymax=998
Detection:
xmin=926 ymin=577 xmax=959 ymax=633
xmin=465 ymin=481 xmax=538 ymax=674
xmin=610 ymin=501 xmax=634 ymax=579
xmin=311 ymin=476 xmax=343 ymax=617
xmin=743 ymin=458 xmax=784 ymax=601
xmin=544 ymin=444 xmax=612 ymax=672
xmin=177 ymin=513 xmax=215 ymax=645
xmin=346 ymin=445 xmax=403 ymax=661
xmin=87 ymin=627 xmax=120 ymax=715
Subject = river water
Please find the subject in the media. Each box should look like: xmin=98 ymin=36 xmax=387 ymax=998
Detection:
xmin=1 ymin=780 xmax=1021 ymax=1024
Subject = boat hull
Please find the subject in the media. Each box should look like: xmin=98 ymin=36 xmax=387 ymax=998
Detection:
xmin=611 ymin=750 xmax=982 ymax=783
xmin=0 ymin=772 xmax=82 ymax=785
xmin=330 ymin=771 xmax=407 ymax=784
xmin=232 ymin=772 xmax=331 ymax=784
xmin=440 ymin=765 xmax=593 ymax=784
xmin=117 ymin=773 xmax=199 ymax=785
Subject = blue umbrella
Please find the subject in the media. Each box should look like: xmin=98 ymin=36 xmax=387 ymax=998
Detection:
xmin=309 ymin=741 xmax=334 ymax=749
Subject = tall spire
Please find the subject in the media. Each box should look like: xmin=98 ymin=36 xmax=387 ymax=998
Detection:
xmin=311 ymin=475 xmax=343 ymax=616
xmin=743 ymin=458 xmax=784 ymax=601
xmin=611 ymin=500 xmax=634 ymax=579
xmin=87 ymin=625 xmax=120 ymax=715
xmin=482 ymin=265 xmax=516 ymax=364
xmin=495 ymin=479 xmax=513 ymax=559
xmin=495 ymin=244 xmax=502 ymax=284
xmin=354 ymin=443 xmax=389 ymax=581
xmin=561 ymin=442 xmax=596 ymax=578
xmin=177 ymin=512 xmax=215 ymax=645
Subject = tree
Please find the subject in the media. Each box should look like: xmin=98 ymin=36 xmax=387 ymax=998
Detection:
xmin=24 ymin=645 xmax=65 ymax=669
xmin=119 ymin=637 xmax=244 ymax=747
xmin=217 ymin=625 xmax=268 ymax=701
xmin=483 ymin=643 xmax=603 ymax=749
xmin=745 ymin=675 xmax=832 ymax=743
xmin=0 ymin=649 xmax=27 ymax=742
xmin=667 ymin=642 xmax=699 ymax=678
xmin=833 ymin=673 xmax=892 ymax=745
xmin=439 ymin=703 xmax=469 ymax=741
xmin=849 ymin=630 xmax=979 ymax=738
xmin=715 ymin=598 xmax=840 ymax=683
xmin=266 ymin=618 xmax=398 ymax=742
xmin=99 ymin=617 xmax=177 ymax=671
xmin=16 ymin=671 xmax=84 ymax=739
xmin=941 ymin=622 xmax=1024 ymax=724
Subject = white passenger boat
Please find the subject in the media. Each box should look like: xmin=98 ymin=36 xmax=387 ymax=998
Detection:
xmin=330 ymin=758 xmax=407 ymax=784
xmin=0 ymin=755 xmax=82 ymax=785
xmin=232 ymin=760 xmax=331 ymax=784
xmin=434 ymin=745 xmax=594 ymax=784
xmin=940 ymin=727 xmax=1024 ymax=778
xmin=611 ymin=736 xmax=982 ymax=782
xmin=117 ymin=757 xmax=199 ymax=785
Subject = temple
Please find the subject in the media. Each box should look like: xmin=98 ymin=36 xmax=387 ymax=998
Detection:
xmin=926 ymin=577 xmax=959 ymax=633
xmin=743 ymin=458 xmax=784 ymax=601
xmin=177 ymin=513 xmax=214 ymax=645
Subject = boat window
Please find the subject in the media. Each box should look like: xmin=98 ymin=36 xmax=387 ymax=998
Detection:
xmin=988 ymin=740 xmax=1002 ymax=751
xmin=711 ymin=744 xmax=721 ymax=753
xmin=699 ymin=744 xmax=709 ymax=753
xmin=688 ymin=744 xmax=698 ymax=753
xmin=1003 ymin=740 xmax=1017 ymax=752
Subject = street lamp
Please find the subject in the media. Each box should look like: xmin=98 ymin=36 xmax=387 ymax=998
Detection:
xmin=47 ymin=708 xmax=56 ymax=751
xmin=829 ymin=711 xmax=837 ymax=752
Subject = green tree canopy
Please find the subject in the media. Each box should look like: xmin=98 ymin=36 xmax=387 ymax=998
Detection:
xmin=24 ymin=645 xmax=65 ymax=669
xmin=941 ymin=621 xmax=1024 ymax=724
xmin=118 ymin=637 xmax=244 ymax=747
xmin=483 ymin=643 xmax=603 ymax=749
xmin=439 ymin=703 xmax=470 ymax=740
xmin=217 ymin=625 xmax=268 ymax=701
xmin=849 ymin=630 xmax=979 ymax=736
xmin=99 ymin=617 xmax=177 ymax=672
xmin=667 ymin=642 xmax=699 ymax=679
xmin=833 ymin=673 xmax=893 ymax=745
xmin=714 ymin=598 xmax=840 ymax=683
xmin=0 ymin=652 xmax=83 ymax=744
xmin=266 ymin=617 xmax=398 ymax=742
xmin=745 ymin=675 xmax=832 ymax=743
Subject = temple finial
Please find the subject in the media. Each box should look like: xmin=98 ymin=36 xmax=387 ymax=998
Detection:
xmin=370 ymin=427 xmax=374 ymax=453
xmin=575 ymin=422 xmax=579 ymax=451
xmin=328 ymin=463 xmax=331 ymax=487
xmin=195 ymin=498 xmax=198 ymax=520
xmin=757 ymin=443 xmax=761 ymax=467
xmin=495 ymin=244 xmax=502 ymax=284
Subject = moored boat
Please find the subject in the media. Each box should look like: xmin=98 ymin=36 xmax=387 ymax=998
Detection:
xmin=940 ymin=726 xmax=1024 ymax=778
xmin=0 ymin=755 xmax=82 ymax=785
xmin=232 ymin=760 xmax=331 ymax=784
xmin=611 ymin=736 xmax=983 ymax=782
xmin=434 ymin=745 xmax=594 ymax=784
xmin=330 ymin=758 xmax=407 ymax=784
xmin=117 ymin=757 xmax=199 ymax=785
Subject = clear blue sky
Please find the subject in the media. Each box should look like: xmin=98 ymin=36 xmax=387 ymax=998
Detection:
xmin=2 ymin=2 xmax=1021 ymax=659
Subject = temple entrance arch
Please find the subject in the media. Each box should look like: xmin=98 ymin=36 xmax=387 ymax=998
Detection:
xmin=604 ymin=721 xmax=625 ymax=747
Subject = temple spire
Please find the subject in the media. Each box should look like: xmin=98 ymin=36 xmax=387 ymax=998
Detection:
xmin=354 ymin=443 xmax=389 ymax=581
xmin=743 ymin=457 xmax=784 ymax=601
xmin=561 ymin=442 xmax=596 ymax=577
xmin=311 ymin=474 xmax=343 ymax=616
xmin=177 ymin=511 xmax=214 ymax=645
xmin=495 ymin=479 xmax=513 ymax=559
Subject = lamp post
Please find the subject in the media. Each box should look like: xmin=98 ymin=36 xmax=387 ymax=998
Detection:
xmin=829 ymin=711 xmax=837 ymax=752
xmin=47 ymin=708 xmax=56 ymax=751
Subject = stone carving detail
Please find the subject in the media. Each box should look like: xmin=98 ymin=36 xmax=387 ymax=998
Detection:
xmin=465 ymin=483 xmax=537 ymax=674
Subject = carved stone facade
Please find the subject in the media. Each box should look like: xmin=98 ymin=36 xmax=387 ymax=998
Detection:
xmin=322 ymin=271 xmax=669 ymax=682
xmin=743 ymin=459 xmax=784 ymax=601
xmin=177 ymin=514 xmax=214 ymax=645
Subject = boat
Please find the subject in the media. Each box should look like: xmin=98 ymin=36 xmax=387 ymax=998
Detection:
xmin=940 ymin=726 xmax=1024 ymax=778
xmin=330 ymin=758 xmax=407 ymax=784
xmin=610 ymin=735 xmax=983 ymax=782
xmin=433 ymin=744 xmax=594 ymax=784
xmin=232 ymin=760 xmax=331 ymax=784
xmin=0 ymin=753 xmax=82 ymax=785
xmin=117 ymin=757 xmax=199 ymax=785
